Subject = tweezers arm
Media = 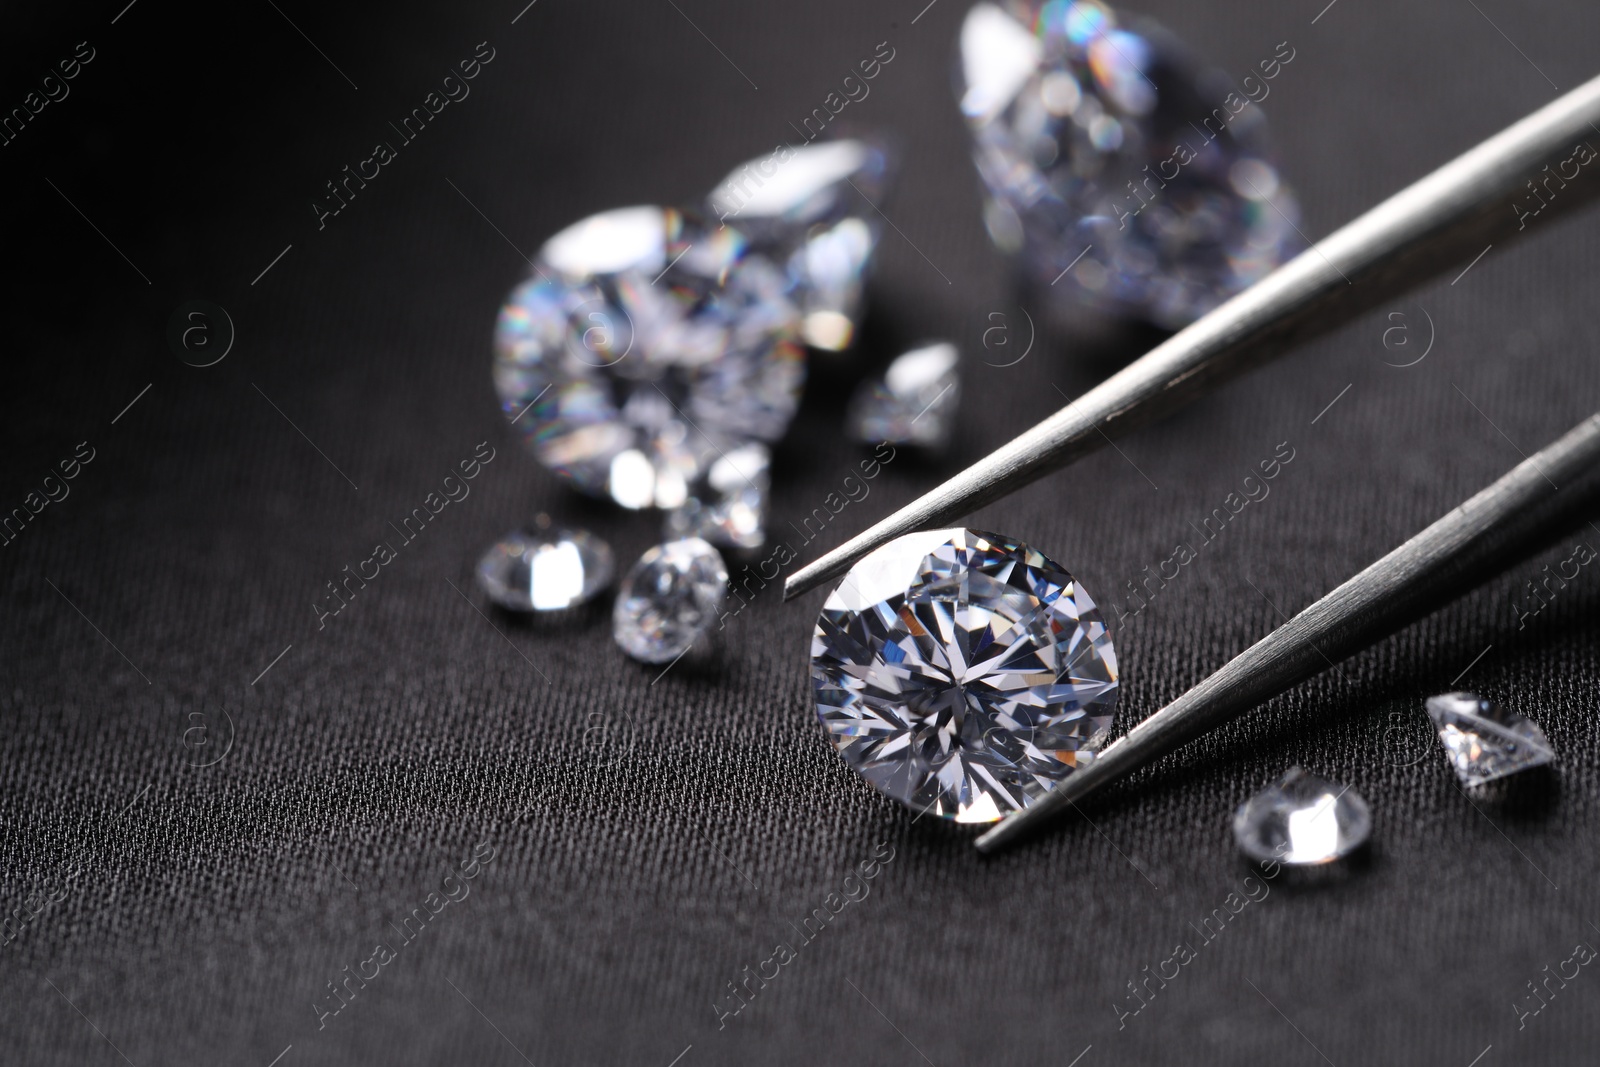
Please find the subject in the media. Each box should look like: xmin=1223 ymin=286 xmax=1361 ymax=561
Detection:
xmin=785 ymin=72 xmax=1600 ymax=601
xmin=976 ymin=413 xmax=1600 ymax=852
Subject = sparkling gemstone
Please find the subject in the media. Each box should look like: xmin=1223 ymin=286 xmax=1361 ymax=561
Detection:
xmin=810 ymin=528 xmax=1118 ymax=822
xmin=664 ymin=442 xmax=769 ymax=551
xmin=613 ymin=537 xmax=728 ymax=663
xmin=1232 ymin=768 xmax=1370 ymax=865
xmin=1425 ymin=692 xmax=1554 ymax=786
xmin=475 ymin=525 xmax=614 ymax=611
xmin=707 ymin=138 xmax=894 ymax=351
xmin=493 ymin=206 xmax=804 ymax=509
xmin=957 ymin=1 xmax=1301 ymax=328
xmin=846 ymin=341 xmax=961 ymax=450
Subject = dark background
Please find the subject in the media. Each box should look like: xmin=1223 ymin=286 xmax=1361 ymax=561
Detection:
xmin=3 ymin=1 xmax=1599 ymax=1064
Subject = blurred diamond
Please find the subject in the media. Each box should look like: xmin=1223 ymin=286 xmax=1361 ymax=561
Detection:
xmin=1232 ymin=768 xmax=1370 ymax=865
xmin=957 ymin=1 xmax=1301 ymax=328
xmin=1425 ymin=692 xmax=1554 ymax=787
xmin=664 ymin=442 xmax=769 ymax=551
xmin=613 ymin=538 xmax=729 ymax=663
xmin=810 ymin=528 xmax=1118 ymax=822
xmin=476 ymin=526 xmax=614 ymax=612
xmin=493 ymin=206 xmax=804 ymax=509
xmin=847 ymin=341 xmax=961 ymax=449
xmin=708 ymin=138 xmax=895 ymax=351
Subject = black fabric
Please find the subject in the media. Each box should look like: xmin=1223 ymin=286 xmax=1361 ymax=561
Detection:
xmin=4 ymin=1 xmax=1600 ymax=1063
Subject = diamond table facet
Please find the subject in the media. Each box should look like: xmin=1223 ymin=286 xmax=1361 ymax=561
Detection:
xmin=1232 ymin=768 xmax=1370 ymax=865
xmin=1425 ymin=692 xmax=1554 ymax=787
xmin=613 ymin=537 xmax=729 ymax=664
xmin=810 ymin=528 xmax=1118 ymax=822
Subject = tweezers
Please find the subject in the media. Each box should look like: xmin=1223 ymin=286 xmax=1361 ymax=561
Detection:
xmin=780 ymin=72 xmax=1600 ymax=850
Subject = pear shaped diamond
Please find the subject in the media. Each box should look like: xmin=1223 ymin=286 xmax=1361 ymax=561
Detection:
xmin=957 ymin=1 xmax=1301 ymax=328
xmin=810 ymin=528 xmax=1118 ymax=822
xmin=1232 ymin=768 xmax=1370 ymax=865
xmin=708 ymin=137 xmax=895 ymax=350
xmin=1425 ymin=692 xmax=1554 ymax=787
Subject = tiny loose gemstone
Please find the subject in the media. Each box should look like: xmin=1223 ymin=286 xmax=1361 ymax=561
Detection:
xmin=664 ymin=443 xmax=769 ymax=551
xmin=1425 ymin=692 xmax=1554 ymax=787
xmin=476 ymin=527 xmax=614 ymax=611
xmin=810 ymin=528 xmax=1117 ymax=822
xmin=613 ymin=538 xmax=729 ymax=664
xmin=1232 ymin=768 xmax=1370 ymax=865
xmin=846 ymin=342 xmax=961 ymax=449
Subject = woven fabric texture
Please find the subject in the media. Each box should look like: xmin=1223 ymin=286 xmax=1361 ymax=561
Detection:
xmin=2 ymin=1 xmax=1599 ymax=1063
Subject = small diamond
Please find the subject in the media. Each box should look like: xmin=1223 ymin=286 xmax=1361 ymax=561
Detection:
xmin=1232 ymin=768 xmax=1370 ymax=865
xmin=493 ymin=206 xmax=804 ymax=509
xmin=664 ymin=443 xmax=769 ymax=550
xmin=957 ymin=2 xmax=1301 ymax=327
xmin=846 ymin=342 xmax=961 ymax=449
xmin=708 ymin=138 xmax=894 ymax=351
xmin=613 ymin=538 xmax=728 ymax=663
xmin=476 ymin=526 xmax=614 ymax=611
xmin=1425 ymin=692 xmax=1554 ymax=786
xmin=811 ymin=528 xmax=1118 ymax=822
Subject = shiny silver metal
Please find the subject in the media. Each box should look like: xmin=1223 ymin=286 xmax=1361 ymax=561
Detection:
xmin=783 ymin=73 xmax=1600 ymax=602
xmin=976 ymin=412 xmax=1600 ymax=852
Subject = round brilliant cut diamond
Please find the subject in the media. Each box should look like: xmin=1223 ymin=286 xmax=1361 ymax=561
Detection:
xmin=810 ymin=528 xmax=1118 ymax=822
xmin=1232 ymin=768 xmax=1371 ymax=865
xmin=476 ymin=526 xmax=614 ymax=612
xmin=613 ymin=537 xmax=729 ymax=664
xmin=493 ymin=206 xmax=804 ymax=509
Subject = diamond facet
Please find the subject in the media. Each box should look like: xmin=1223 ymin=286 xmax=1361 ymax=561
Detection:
xmin=664 ymin=443 xmax=769 ymax=551
xmin=957 ymin=1 xmax=1301 ymax=328
xmin=810 ymin=528 xmax=1118 ymax=822
xmin=1425 ymin=692 xmax=1554 ymax=787
xmin=476 ymin=526 xmax=615 ymax=612
xmin=493 ymin=206 xmax=804 ymax=509
xmin=846 ymin=341 xmax=961 ymax=450
xmin=1232 ymin=768 xmax=1370 ymax=865
xmin=708 ymin=138 xmax=894 ymax=351
xmin=613 ymin=537 xmax=728 ymax=663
